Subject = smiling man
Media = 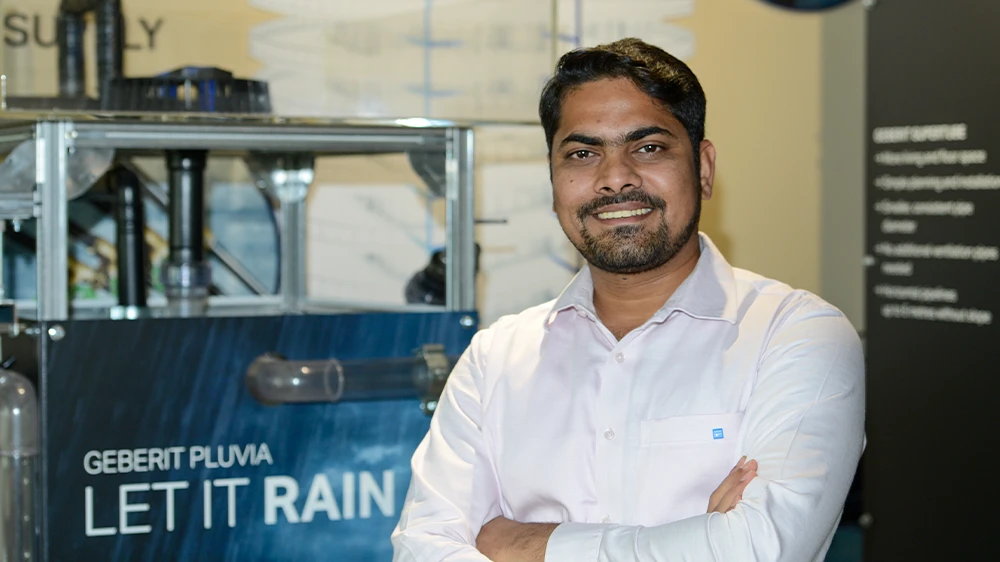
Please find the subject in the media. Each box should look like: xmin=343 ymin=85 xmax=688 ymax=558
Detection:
xmin=391 ymin=38 xmax=865 ymax=562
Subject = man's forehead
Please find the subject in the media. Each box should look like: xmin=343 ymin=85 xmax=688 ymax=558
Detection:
xmin=557 ymin=91 xmax=680 ymax=133
xmin=561 ymin=78 xmax=670 ymax=111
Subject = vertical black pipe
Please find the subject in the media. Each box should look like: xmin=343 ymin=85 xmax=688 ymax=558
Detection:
xmin=56 ymin=13 xmax=86 ymax=98
xmin=95 ymin=0 xmax=124 ymax=100
xmin=166 ymin=151 xmax=207 ymax=267
xmin=110 ymin=167 xmax=147 ymax=307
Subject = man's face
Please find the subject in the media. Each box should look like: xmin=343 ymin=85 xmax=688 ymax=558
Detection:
xmin=550 ymin=77 xmax=715 ymax=275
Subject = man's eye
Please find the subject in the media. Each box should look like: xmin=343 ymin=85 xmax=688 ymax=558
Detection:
xmin=569 ymin=150 xmax=592 ymax=159
xmin=637 ymin=144 xmax=662 ymax=153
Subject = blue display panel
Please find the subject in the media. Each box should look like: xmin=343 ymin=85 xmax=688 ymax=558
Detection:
xmin=42 ymin=312 xmax=476 ymax=562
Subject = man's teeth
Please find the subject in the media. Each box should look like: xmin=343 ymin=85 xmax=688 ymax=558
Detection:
xmin=596 ymin=208 xmax=653 ymax=220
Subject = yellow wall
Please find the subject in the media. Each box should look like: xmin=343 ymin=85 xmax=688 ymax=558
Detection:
xmin=682 ymin=0 xmax=823 ymax=294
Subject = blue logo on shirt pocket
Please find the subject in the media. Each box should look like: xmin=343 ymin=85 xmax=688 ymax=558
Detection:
xmin=712 ymin=428 xmax=724 ymax=440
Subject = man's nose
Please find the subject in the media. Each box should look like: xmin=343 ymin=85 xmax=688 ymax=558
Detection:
xmin=596 ymin=150 xmax=642 ymax=194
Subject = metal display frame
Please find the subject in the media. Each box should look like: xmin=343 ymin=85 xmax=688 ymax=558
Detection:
xmin=0 ymin=113 xmax=479 ymax=320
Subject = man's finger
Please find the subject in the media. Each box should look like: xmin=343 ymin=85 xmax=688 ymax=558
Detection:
xmin=707 ymin=456 xmax=752 ymax=512
xmin=709 ymin=459 xmax=758 ymax=512
xmin=708 ymin=457 xmax=747 ymax=504
xmin=734 ymin=455 xmax=748 ymax=471
xmin=719 ymin=467 xmax=756 ymax=512
xmin=716 ymin=459 xmax=758 ymax=512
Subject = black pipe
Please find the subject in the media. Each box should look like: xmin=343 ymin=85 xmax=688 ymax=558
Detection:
xmin=56 ymin=13 xmax=86 ymax=98
xmin=59 ymin=0 xmax=99 ymax=12
xmin=166 ymin=151 xmax=207 ymax=266
xmin=110 ymin=167 xmax=147 ymax=307
xmin=95 ymin=0 xmax=124 ymax=100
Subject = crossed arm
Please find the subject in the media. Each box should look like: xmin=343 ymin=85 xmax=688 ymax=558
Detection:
xmin=475 ymin=457 xmax=759 ymax=562
xmin=391 ymin=308 xmax=865 ymax=562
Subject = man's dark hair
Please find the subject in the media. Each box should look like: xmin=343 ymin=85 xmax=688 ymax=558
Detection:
xmin=539 ymin=38 xmax=707 ymax=165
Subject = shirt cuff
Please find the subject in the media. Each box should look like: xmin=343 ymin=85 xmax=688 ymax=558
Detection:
xmin=544 ymin=522 xmax=610 ymax=562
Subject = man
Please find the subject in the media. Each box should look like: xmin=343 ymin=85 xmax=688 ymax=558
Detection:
xmin=392 ymin=38 xmax=865 ymax=561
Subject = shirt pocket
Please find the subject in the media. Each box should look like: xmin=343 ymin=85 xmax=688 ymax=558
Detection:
xmin=634 ymin=412 xmax=745 ymax=525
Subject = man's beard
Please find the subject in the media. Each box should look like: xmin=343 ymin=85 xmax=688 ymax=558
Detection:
xmin=569 ymin=189 xmax=701 ymax=275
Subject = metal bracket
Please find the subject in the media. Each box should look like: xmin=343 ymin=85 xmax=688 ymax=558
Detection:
xmin=0 ymin=137 xmax=113 ymax=210
xmin=245 ymin=152 xmax=316 ymax=204
xmin=407 ymin=149 xmax=446 ymax=198
xmin=244 ymin=153 xmax=315 ymax=311
xmin=0 ymin=194 xmax=34 ymax=221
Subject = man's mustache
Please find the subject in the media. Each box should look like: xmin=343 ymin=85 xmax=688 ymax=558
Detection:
xmin=577 ymin=190 xmax=667 ymax=221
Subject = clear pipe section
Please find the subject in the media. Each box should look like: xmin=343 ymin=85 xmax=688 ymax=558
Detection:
xmin=246 ymin=350 xmax=454 ymax=406
xmin=247 ymin=354 xmax=345 ymax=405
xmin=0 ymin=369 xmax=38 ymax=562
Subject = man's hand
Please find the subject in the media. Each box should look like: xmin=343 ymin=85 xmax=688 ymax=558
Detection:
xmin=476 ymin=516 xmax=558 ymax=562
xmin=708 ymin=455 xmax=758 ymax=513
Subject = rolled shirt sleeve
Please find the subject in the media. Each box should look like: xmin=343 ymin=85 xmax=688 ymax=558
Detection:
xmin=545 ymin=301 xmax=866 ymax=562
xmin=391 ymin=329 xmax=502 ymax=562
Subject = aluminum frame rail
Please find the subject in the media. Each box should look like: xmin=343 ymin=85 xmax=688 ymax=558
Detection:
xmin=0 ymin=115 xmax=478 ymax=320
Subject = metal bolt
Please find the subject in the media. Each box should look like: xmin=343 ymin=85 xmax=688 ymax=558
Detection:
xmin=421 ymin=400 xmax=438 ymax=415
xmin=64 ymin=129 xmax=78 ymax=139
xmin=858 ymin=513 xmax=874 ymax=528
xmin=459 ymin=315 xmax=475 ymax=328
xmin=47 ymin=325 xmax=65 ymax=341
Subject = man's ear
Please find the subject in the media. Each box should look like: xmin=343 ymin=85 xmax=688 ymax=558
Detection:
xmin=698 ymin=139 xmax=717 ymax=200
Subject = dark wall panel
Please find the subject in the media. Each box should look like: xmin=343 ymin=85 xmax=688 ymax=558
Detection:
xmin=865 ymin=1 xmax=1000 ymax=560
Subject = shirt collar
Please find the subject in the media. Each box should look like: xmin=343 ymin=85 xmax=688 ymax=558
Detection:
xmin=544 ymin=233 xmax=739 ymax=328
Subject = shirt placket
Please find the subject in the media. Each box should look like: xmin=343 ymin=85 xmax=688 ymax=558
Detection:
xmin=593 ymin=329 xmax=632 ymax=525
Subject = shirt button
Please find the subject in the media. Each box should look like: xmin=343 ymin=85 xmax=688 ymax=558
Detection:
xmin=614 ymin=352 xmax=624 ymax=363
xmin=603 ymin=429 xmax=616 ymax=440
xmin=576 ymin=309 xmax=587 ymax=318
xmin=601 ymin=516 xmax=612 ymax=524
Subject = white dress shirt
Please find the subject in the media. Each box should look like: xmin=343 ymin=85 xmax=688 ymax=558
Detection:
xmin=391 ymin=233 xmax=865 ymax=562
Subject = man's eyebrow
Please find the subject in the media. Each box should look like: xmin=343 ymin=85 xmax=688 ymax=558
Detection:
xmin=559 ymin=133 xmax=604 ymax=148
xmin=558 ymin=126 xmax=677 ymax=150
xmin=621 ymin=126 xmax=676 ymax=144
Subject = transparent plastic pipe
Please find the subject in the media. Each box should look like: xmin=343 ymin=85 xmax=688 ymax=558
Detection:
xmin=0 ymin=369 xmax=38 ymax=562
xmin=245 ymin=354 xmax=440 ymax=405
